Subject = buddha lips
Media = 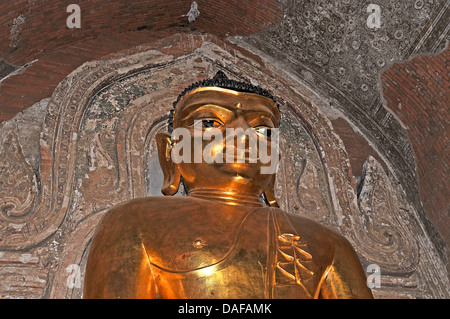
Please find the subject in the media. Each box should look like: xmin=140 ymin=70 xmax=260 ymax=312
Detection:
xmin=170 ymin=122 xmax=280 ymax=174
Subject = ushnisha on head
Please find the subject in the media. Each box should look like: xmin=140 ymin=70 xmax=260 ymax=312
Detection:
xmin=156 ymin=71 xmax=280 ymax=207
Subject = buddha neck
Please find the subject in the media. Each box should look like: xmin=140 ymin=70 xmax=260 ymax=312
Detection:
xmin=187 ymin=188 xmax=264 ymax=207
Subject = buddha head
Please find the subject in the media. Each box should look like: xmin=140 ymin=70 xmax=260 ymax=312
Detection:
xmin=156 ymin=71 xmax=280 ymax=206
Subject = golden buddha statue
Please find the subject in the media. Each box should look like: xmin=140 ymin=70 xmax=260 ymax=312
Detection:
xmin=83 ymin=71 xmax=373 ymax=299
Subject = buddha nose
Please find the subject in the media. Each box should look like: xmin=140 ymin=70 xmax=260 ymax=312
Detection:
xmin=228 ymin=114 xmax=258 ymax=148
xmin=229 ymin=115 xmax=251 ymax=142
xmin=231 ymin=104 xmax=250 ymax=130
xmin=232 ymin=115 xmax=250 ymax=131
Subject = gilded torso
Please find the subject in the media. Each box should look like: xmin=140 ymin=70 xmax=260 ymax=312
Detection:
xmin=85 ymin=196 xmax=350 ymax=299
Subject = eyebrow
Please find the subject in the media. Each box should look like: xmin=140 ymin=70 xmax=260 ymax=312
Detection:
xmin=179 ymin=104 xmax=234 ymax=122
xmin=246 ymin=112 xmax=277 ymax=126
xmin=179 ymin=103 xmax=278 ymax=125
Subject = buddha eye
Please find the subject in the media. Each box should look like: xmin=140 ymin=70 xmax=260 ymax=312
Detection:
xmin=201 ymin=118 xmax=222 ymax=128
xmin=254 ymin=126 xmax=272 ymax=138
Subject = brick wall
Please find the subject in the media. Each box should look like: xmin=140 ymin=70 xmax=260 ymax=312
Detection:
xmin=381 ymin=48 xmax=449 ymax=244
xmin=0 ymin=0 xmax=281 ymax=123
xmin=0 ymin=0 xmax=282 ymax=65
xmin=0 ymin=30 xmax=168 ymax=122
xmin=331 ymin=117 xmax=387 ymax=177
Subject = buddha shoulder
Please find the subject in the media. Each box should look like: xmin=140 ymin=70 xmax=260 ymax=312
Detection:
xmin=91 ymin=196 xmax=246 ymax=247
xmin=111 ymin=195 xmax=197 ymax=212
xmin=89 ymin=197 xmax=184 ymax=245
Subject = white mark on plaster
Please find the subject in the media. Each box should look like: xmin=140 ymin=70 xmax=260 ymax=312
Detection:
xmin=10 ymin=14 xmax=25 ymax=47
xmin=8 ymin=223 xmax=26 ymax=231
xmin=186 ymin=1 xmax=200 ymax=22
xmin=250 ymin=79 xmax=259 ymax=87
xmin=18 ymin=253 xmax=38 ymax=264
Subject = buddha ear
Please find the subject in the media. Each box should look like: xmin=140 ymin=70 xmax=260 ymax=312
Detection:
xmin=263 ymin=173 xmax=279 ymax=208
xmin=156 ymin=132 xmax=181 ymax=196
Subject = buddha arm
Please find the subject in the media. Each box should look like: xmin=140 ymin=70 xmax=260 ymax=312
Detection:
xmin=83 ymin=210 xmax=157 ymax=299
xmin=319 ymin=237 xmax=374 ymax=299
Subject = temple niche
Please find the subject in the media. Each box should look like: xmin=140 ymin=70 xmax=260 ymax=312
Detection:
xmin=0 ymin=33 xmax=446 ymax=299
xmin=0 ymin=1 xmax=448 ymax=300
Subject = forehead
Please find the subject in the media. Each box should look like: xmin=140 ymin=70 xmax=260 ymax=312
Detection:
xmin=174 ymin=87 xmax=279 ymax=120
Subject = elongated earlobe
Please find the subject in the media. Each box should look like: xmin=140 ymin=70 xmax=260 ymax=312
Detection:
xmin=263 ymin=174 xmax=279 ymax=207
xmin=156 ymin=132 xmax=181 ymax=196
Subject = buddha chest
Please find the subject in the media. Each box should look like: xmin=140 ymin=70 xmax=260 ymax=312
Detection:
xmin=140 ymin=205 xmax=329 ymax=299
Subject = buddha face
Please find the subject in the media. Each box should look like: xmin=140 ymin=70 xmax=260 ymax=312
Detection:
xmin=156 ymin=87 xmax=280 ymax=204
